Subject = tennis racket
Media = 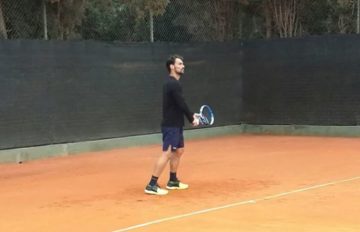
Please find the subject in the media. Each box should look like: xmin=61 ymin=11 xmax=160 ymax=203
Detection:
xmin=196 ymin=105 xmax=214 ymax=126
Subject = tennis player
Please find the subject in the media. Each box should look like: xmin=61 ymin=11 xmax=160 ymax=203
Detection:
xmin=145 ymin=54 xmax=199 ymax=195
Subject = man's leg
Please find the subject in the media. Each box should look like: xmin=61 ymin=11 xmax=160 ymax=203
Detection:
xmin=145 ymin=147 xmax=172 ymax=195
xmin=153 ymin=147 xmax=172 ymax=177
xmin=167 ymin=148 xmax=189 ymax=190
xmin=170 ymin=148 xmax=184 ymax=174
xmin=170 ymin=127 xmax=184 ymax=179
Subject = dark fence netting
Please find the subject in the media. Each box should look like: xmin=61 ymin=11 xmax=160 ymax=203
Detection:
xmin=242 ymin=35 xmax=360 ymax=126
xmin=1 ymin=34 xmax=360 ymax=150
xmin=0 ymin=40 xmax=242 ymax=149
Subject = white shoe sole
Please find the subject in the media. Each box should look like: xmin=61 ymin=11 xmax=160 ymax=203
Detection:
xmin=166 ymin=185 xmax=189 ymax=190
xmin=144 ymin=189 xmax=168 ymax=195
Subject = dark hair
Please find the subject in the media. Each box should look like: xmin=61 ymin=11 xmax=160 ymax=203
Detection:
xmin=166 ymin=54 xmax=183 ymax=73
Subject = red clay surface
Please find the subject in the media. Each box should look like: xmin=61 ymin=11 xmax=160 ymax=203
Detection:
xmin=1 ymin=135 xmax=359 ymax=232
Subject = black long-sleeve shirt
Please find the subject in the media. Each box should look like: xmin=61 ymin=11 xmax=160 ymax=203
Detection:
xmin=161 ymin=76 xmax=193 ymax=127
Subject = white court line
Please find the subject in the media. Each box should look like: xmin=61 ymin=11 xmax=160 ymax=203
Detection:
xmin=112 ymin=176 xmax=360 ymax=232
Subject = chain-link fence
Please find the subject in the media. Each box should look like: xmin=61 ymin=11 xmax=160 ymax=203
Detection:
xmin=0 ymin=0 xmax=360 ymax=42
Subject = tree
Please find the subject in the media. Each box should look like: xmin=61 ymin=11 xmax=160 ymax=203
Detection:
xmin=45 ymin=0 xmax=88 ymax=39
xmin=0 ymin=0 xmax=7 ymax=39
xmin=82 ymin=0 xmax=140 ymax=41
xmin=124 ymin=0 xmax=169 ymax=41
xmin=124 ymin=0 xmax=168 ymax=18
xmin=171 ymin=0 xmax=250 ymax=41
xmin=268 ymin=0 xmax=303 ymax=38
xmin=332 ymin=0 xmax=356 ymax=33
xmin=171 ymin=0 xmax=215 ymax=41
xmin=153 ymin=1 xmax=192 ymax=42
xmin=81 ymin=0 xmax=169 ymax=41
xmin=1 ymin=0 xmax=44 ymax=39
xmin=240 ymin=0 xmax=271 ymax=39
xmin=263 ymin=0 xmax=273 ymax=38
xmin=0 ymin=0 xmax=359 ymax=41
xmin=300 ymin=0 xmax=332 ymax=35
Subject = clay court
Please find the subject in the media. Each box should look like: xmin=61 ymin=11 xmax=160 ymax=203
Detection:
xmin=1 ymin=134 xmax=359 ymax=232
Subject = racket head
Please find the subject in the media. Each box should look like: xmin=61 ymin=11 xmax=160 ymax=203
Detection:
xmin=199 ymin=105 xmax=214 ymax=126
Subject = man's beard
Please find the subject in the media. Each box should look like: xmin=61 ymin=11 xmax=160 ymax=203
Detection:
xmin=176 ymin=69 xmax=184 ymax=75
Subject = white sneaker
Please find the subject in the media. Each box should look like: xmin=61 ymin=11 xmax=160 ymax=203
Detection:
xmin=166 ymin=180 xmax=189 ymax=190
xmin=144 ymin=184 xmax=169 ymax=195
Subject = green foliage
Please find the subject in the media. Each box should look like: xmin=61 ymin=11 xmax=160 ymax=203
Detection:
xmin=153 ymin=1 xmax=192 ymax=42
xmin=81 ymin=1 xmax=138 ymax=41
xmin=81 ymin=0 xmax=170 ymax=41
xmin=301 ymin=0 xmax=332 ymax=35
xmin=2 ymin=0 xmax=43 ymax=39
xmin=0 ymin=0 xmax=359 ymax=41
xmin=125 ymin=0 xmax=169 ymax=17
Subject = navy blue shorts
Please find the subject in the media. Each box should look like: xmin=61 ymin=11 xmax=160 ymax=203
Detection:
xmin=162 ymin=127 xmax=184 ymax=152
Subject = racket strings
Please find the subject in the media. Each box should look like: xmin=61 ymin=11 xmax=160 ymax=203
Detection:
xmin=200 ymin=109 xmax=211 ymax=125
xmin=200 ymin=115 xmax=209 ymax=125
xmin=198 ymin=105 xmax=214 ymax=126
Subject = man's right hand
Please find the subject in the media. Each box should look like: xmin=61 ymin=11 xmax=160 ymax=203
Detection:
xmin=192 ymin=114 xmax=200 ymax=126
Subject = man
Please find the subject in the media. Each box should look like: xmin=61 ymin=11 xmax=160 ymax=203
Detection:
xmin=145 ymin=54 xmax=199 ymax=195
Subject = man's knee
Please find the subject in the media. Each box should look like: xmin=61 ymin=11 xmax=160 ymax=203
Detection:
xmin=175 ymin=148 xmax=184 ymax=156
xmin=162 ymin=146 xmax=173 ymax=159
